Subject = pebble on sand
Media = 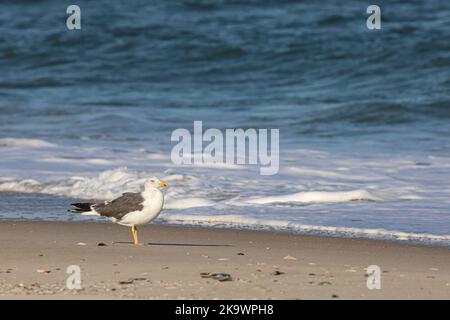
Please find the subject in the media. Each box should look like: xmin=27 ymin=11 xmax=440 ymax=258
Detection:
xmin=200 ymin=272 xmax=232 ymax=282
xmin=37 ymin=269 xmax=51 ymax=274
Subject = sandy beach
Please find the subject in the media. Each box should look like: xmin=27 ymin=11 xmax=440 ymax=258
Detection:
xmin=0 ymin=221 xmax=448 ymax=299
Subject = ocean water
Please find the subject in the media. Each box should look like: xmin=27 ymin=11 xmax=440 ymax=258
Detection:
xmin=0 ymin=0 xmax=450 ymax=245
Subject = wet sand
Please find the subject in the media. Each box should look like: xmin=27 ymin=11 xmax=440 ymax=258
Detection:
xmin=0 ymin=221 xmax=449 ymax=299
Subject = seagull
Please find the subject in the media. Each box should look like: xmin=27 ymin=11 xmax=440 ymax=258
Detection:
xmin=69 ymin=177 xmax=169 ymax=245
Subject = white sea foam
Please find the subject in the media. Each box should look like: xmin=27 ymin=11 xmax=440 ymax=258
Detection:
xmin=39 ymin=157 xmax=114 ymax=165
xmin=0 ymin=179 xmax=41 ymax=193
xmin=159 ymin=214 xmax=450 ymax=242
xmin=246 ymin=190 xmax=378 ymax=205
xmin=0 ymin=138 xmax=56 ymax=148
xmin=163 ymin=174 xmax=185 ymax=182
xmin=0 ymin=168 xmax=216 ymax=210
xmin=0 ymin=166 xmax=380 ymax=209
xmin=283 ymin=167 xmax=378 ymax=181
xmin=0 ymin=167 xmax=143 ymax=200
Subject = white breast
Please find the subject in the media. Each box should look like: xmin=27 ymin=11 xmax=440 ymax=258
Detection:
xmin=118 ymin=188 xmax=164 ymax=226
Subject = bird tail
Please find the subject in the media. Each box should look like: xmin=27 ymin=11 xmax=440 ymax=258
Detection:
xmin=68 ymin=202 xmax=95 ymax=215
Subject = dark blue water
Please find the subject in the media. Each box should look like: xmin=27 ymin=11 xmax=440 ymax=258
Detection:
xmin=0 ymin=0 xmax=449 ymax=152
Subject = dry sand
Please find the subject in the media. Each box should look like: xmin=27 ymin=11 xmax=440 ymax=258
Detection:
xmin=0 ymin=221 xmax=449 ymax=299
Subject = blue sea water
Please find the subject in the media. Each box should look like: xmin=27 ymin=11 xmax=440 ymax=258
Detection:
xmin=0 ymin=0 xmax=449 ymax=245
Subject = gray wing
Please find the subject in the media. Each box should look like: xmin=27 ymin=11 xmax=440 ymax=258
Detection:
xmin=93 ymin=192 xmax=144 ymax=220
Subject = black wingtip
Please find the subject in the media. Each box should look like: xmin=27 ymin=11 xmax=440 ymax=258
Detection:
xmin=69 ymin=202 xmax=93 ymax=212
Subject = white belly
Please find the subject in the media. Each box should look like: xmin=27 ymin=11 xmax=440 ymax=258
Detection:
xmin=117 ymin=189 xmax=164 ymax=227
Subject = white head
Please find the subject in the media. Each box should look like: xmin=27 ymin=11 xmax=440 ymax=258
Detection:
xmin=144 ymin=177 xmax=169 ymax=191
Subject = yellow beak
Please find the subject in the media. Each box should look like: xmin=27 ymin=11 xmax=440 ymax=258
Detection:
xmin=159 ymin=181 xmax=169 ymax=187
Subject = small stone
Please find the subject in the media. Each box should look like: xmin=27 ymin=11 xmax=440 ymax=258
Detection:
xmin=200 ymin=272 xmax=232 ymax=282
xmin=271 ymin=271 xmax=285 ymax=276
xmin=237 ymin=252 xmax=245 ymax=256
xmin=318 ymin=281 xmax=332 ymax=286
xmin=213 ymin=273 xmax=232 ymax=282
xmin=98 ymin=242 xmax=107 ymax=246
xmin=331 ymin=294 xmax=339 ymax=298
xmin=130 ymin=277 xmax=146 ymax=281
xmin=37 ymin=269 xmax=51 ymax=274
xmin=77 ymin=242 xmax=87 ymax=246
xmin=283 ymin=255 xmax=297 ymax=261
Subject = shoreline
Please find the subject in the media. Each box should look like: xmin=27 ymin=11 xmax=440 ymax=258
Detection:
xmin=156 ymin=220 xmax=450 ymax=249
xmin=0 ymin=221 xmax=449 ymax=299
xmin=1 ymin=187 xmax=450 ymax=249
xmin=2 ymin=215 xmax=450 ymax=249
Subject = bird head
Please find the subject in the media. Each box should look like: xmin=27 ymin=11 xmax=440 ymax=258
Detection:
xmin=144 ymin=177 xmax=169 ymax=191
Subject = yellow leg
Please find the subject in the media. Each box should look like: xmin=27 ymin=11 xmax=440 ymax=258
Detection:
xmin=131 ymin=225 xmax=142 ymax=245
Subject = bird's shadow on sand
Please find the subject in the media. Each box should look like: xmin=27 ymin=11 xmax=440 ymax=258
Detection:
xmin=112 ymin=241 xmax=232 ymax=247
